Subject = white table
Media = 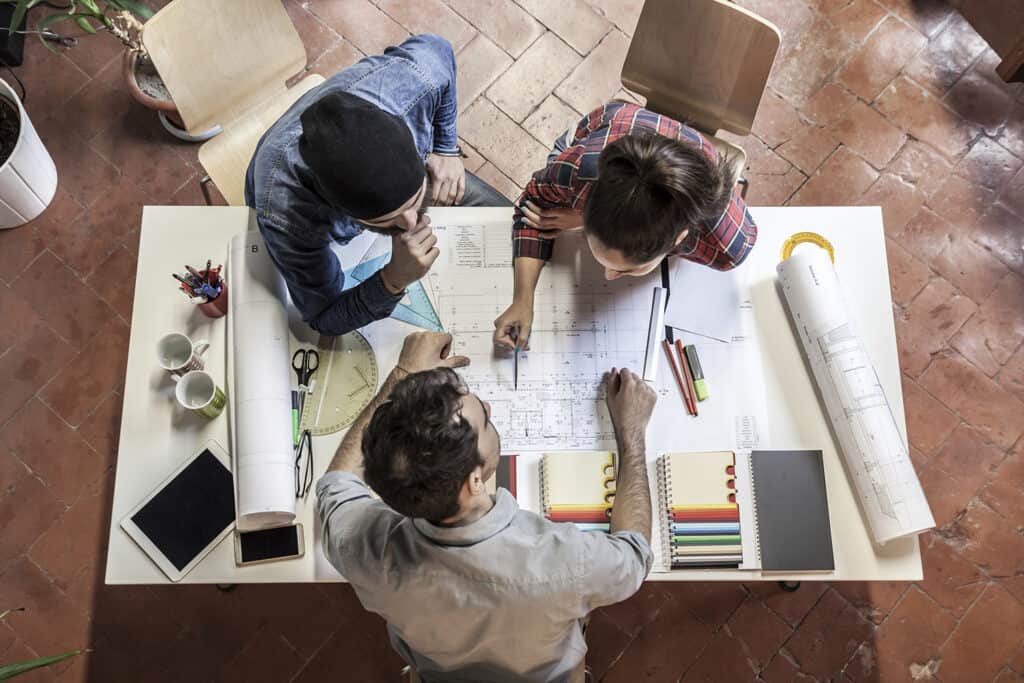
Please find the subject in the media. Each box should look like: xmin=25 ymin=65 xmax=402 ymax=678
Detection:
xmin=105 ymin=205 xmax=923 ymax=584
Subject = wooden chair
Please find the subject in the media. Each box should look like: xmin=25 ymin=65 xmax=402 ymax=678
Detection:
xmin=621 ymin=0 xmax=781 ymax=197
xmin=142 ymin=0 xmax=326 ymax=205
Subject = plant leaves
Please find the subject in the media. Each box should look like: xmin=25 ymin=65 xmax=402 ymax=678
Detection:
xmin=117 ymin=0 xmax=154 ymax=20
xmin=74 ymin=15 xmax=96 ymax=33
xmin=78 ymin=0 xmax=99 ymax=14
xmin=8 ymin=0 xmax=32 ymax=35
xmin=0 ymin=650 xmax=84 ymax=680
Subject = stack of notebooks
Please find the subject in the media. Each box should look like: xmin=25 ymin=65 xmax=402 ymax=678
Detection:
xmin=540 ymin=451 xmax=616 ymax=532
xmin=539 ymin=449 xmax=836 ymax=572
xmin=657 ymin=451 xmax=743 ymax=568
xmin=656 ymin=449 xmax=836 ymax=572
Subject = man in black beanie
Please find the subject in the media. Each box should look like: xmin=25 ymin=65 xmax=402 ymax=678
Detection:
xmin=245 ymin=34 xmax=510 ymax=336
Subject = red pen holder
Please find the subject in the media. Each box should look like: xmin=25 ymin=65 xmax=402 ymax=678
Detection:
xmin=197 ymin=273 xmax=228 ymax=319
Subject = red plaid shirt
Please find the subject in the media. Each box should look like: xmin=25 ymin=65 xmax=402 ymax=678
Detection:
xmin=513 ymin=102 xmax=757 ymax=270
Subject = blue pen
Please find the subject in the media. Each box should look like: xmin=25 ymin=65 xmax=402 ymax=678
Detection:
xmin=199 ymin=283 xmax=221 ymax=300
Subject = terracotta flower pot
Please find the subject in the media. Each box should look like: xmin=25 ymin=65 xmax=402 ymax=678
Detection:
xmin=123 ymin=50 xmax=184 ymax=124
xmin=122 ymin=50 xmax=221 ymax=141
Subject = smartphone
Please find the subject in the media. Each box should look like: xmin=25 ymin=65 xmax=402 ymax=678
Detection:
xmin=234 ymin=524 xmax=304 ymax=566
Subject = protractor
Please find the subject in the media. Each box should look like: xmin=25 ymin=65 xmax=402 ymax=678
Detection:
xmin=299 ymin=331 xmax=379 ymax=435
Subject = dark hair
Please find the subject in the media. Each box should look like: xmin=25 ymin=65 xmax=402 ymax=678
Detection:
xmin=582 ymin=132 xmax=737 ymax=263
xmin=362 ymin=367 xmax=481 ymax=522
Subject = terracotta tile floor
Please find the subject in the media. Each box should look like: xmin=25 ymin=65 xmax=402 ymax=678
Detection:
xmin=1 ymin=0 xmax=1023 ymax=680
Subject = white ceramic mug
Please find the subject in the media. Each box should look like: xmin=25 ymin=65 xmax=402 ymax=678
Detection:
xmin=157 ymin=333 xmax=209 ymax=376
xmin=172 ymin=370 xmax=226 ymax=419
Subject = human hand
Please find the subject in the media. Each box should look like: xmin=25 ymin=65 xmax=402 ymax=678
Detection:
xmin=426 ymin=153 xmax=466 ymax=206
xmin=396 ymin=332 xmax=470 ymax=375
xmin=604 ymin=368 xmax=656 ymax=443
xmin=381 ymin=214 xmax=438 ymax=293
xmin=519 ymin=201 xmax=582 ymax=232
xmin=493 ymin=298 xmax=534 ymax=350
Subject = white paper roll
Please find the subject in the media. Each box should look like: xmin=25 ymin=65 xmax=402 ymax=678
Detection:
xmin=228 ymin=232 xmax=295 ymax=530
xmin=777 ymin=247 xmax=934 ymax=545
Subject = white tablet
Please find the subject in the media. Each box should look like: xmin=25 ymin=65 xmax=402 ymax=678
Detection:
xmin=120 ymin=440 xmax=236 ymax=582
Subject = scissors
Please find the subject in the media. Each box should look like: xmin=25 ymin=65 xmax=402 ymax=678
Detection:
xmin=291 ymin=348 xmax=319 ymax=419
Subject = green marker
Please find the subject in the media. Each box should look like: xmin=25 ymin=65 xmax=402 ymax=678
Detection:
xmin=684 ymin=345 xmax=709 ymax=401
xmin=291 ymin=390 xmax=299 ymax=445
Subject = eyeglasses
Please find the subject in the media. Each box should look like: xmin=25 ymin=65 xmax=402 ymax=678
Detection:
xmin=295 ymin=429 xmax=313 ymax=499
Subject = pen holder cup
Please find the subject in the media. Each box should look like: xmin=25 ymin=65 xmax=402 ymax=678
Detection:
xmin=197 ymin=275 xmax=228 ymax=319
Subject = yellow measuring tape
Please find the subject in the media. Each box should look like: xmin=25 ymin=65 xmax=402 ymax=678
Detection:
xmin=780 ymin=231 xmax=835 ymax=263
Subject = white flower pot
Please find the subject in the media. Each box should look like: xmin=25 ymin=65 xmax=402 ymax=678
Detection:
xmin=0 ymin=78 xmax=57 ymax=229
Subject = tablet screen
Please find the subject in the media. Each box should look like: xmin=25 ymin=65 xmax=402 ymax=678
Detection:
xmin=130 ymin=449 xmax=235 ymax=571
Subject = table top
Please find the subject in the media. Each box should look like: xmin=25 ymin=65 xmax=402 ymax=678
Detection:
xmin=105 ymin=205 xmax=923 ymax=584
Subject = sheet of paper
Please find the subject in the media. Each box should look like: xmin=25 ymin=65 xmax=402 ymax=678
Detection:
xmin=664 ymin=262 xmax=749 ymax=343
xmin=776 ymin=247 xmax=934 ymax=545
xmin=428 ymin=224 xmax=655 ymax=450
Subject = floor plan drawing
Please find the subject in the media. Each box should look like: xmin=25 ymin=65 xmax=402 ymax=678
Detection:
xmin=426 ymin=223 xmax=749 ymax=451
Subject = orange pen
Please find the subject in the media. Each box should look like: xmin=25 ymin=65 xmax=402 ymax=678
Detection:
xmin=663 ymin=340 xmax=695 ymax=416
xmin=676 ymin=339 xmax=698 ymax=417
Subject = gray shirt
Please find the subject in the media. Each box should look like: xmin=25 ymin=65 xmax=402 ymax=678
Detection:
xmin=316 ymin=471 xmax=653 ymax=682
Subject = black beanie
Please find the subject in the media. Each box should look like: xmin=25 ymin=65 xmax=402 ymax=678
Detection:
xmin=298 ymin=91 xmax=425 ymax=219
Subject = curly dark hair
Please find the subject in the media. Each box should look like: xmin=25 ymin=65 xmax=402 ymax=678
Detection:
xmin=362 ymin=367 xmax=481 ymax=522
xmin=582 ymin=131 xmax=737 ymax=263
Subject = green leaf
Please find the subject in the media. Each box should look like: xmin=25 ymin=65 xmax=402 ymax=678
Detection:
xmin=78 ymin=0 xmax=98 ymax=13
xmin=0 ymin=650 xmax=84 ymax=680
xmin=36 ymin=11 xmax=77 ymax=30
xmin=117 ymin=0 xmax=154 ymax=20
xmin=74 ymin=15 xmax=96 ymax=33
xmin=9 ymin=0 xmax=32 ymax=35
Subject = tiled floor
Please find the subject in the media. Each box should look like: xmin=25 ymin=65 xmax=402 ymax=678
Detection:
xmin=0 ymin=0 xmax=1022 ymax=680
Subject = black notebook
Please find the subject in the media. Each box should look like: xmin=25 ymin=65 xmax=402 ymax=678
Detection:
xmin=748 ymin=450 xmax=834 ymax=572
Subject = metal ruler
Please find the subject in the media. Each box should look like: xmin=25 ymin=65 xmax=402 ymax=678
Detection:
xmin=298 ymin=331 xmax=379 ymax=435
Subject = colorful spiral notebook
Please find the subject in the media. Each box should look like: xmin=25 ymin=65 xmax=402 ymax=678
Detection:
xmin=656 ymin=451 xmax=742 ymax=568
xmin=540 ymin=451 xmax=616 ymax=532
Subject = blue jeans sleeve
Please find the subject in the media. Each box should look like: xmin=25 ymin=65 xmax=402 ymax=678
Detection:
xmin=395 ymin=34 xmax=459 ymax=154
xmin=258 ymin=218 xmax=402 ymax=336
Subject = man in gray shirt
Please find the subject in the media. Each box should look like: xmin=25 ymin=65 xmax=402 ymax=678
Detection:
xmin=316 ymin=332 xmax=656 ymax=682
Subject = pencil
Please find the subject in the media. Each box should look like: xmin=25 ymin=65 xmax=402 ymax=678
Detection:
xmin=675 ymin=339 xmax=698 ymax=417
xmin=663 ymin=340 xmax=694 ymax=416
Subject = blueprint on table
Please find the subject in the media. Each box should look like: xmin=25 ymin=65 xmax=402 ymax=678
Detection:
xmin=426 ymin=222 xmax=770 ymax=454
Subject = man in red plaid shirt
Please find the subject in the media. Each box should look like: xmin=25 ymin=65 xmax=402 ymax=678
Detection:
xmin=493 ymin=101 xmax=758 ymax=350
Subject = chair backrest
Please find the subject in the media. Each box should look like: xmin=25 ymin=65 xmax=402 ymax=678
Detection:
xmin=621 ymin=0 xmax=780 ymax=136
xmin=142 ymin=0 xmax=307 ymax=134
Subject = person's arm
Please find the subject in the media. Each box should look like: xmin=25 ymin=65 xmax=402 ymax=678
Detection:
xmin=327 ymin=331 xmax=471 ymax=478
xmin=258 ymin=216 xmax=403 ymax=336
xmin=605 ymin=367 xmax=656 ymax=543
xmin=395 ymin=34 xmax=465 ymax=205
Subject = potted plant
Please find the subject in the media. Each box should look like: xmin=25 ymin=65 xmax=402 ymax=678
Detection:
xmin=3 ymin=0 xmax=219 ymax=141
xmin=0 ymin=75 xmax=56 ymax=229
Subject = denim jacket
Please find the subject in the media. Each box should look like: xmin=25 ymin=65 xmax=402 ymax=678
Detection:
xmin=244 ymin=34 xmax=459 ymax=335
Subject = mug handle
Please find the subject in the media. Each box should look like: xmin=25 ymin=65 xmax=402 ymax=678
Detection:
xmin=194 ymin=340 xmax=210 ymax=356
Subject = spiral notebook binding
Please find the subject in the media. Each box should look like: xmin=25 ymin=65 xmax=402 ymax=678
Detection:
xmin=746 ymin=452 xmax=762 ymax=563
xmin=656 ymin=455 xmax=672 ymax=568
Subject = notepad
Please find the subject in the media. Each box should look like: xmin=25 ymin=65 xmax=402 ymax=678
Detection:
xmin=747 ymin=450 xmax=834 ymax=572
xmin=656 ymin=451 xmax=742 ymax=569
xmin=540 ymin=451 xmax=616 ymax=530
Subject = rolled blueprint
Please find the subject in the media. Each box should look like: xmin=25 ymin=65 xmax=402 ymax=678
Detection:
xmin=228 ymin=232 xmax=295 ymax=530
xmin=777 ymin=247 xmax=934 ymax=545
